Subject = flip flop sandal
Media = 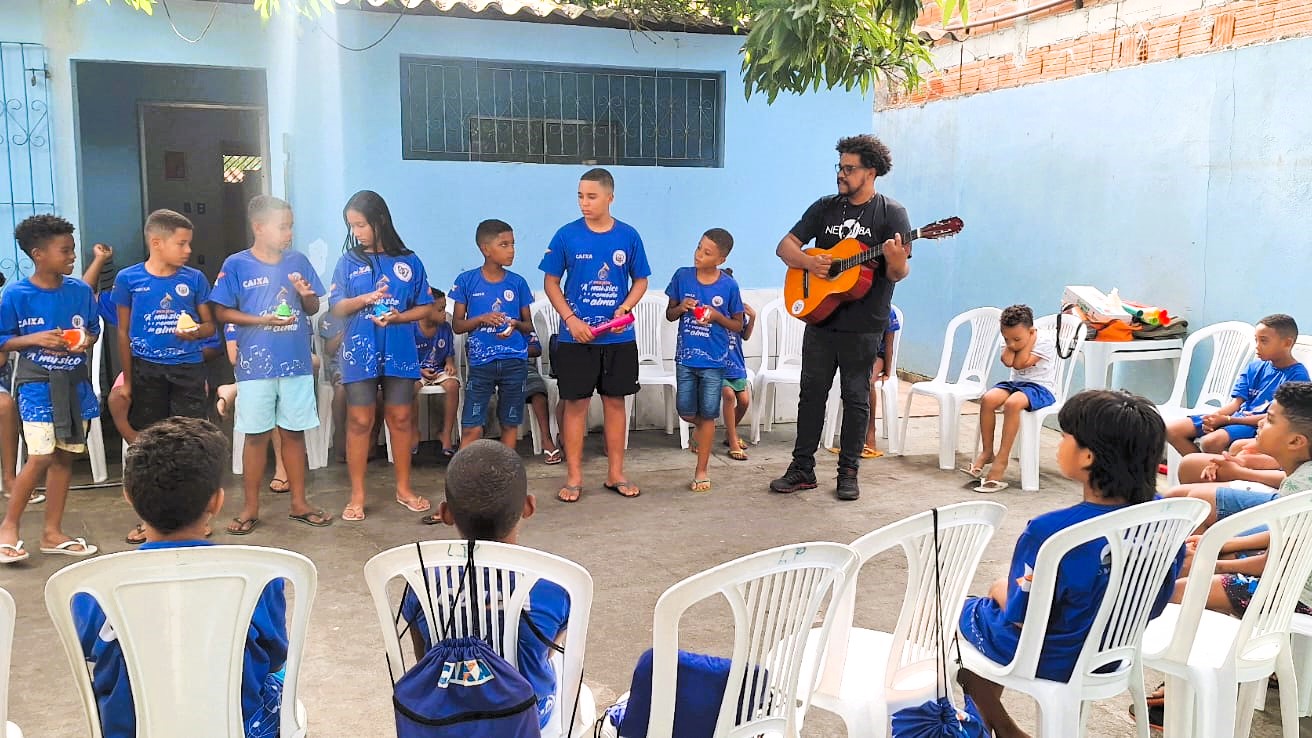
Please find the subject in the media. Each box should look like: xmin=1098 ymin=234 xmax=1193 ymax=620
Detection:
xmin=825 ymin=447 xmax=840 ymax=455
xmin=27 ymin=492 xmax=45 ymax=504
xmin=605 ymin=480 xmax=641 ymax=498
xmin=396 ymin=496 xmax=431 ymax=513
xmin=341 ymin=505 xmax=366 ymax=522
xmin=544 ymin=448 xmax=563 ymax=465
xmin=0 ymin=541 xmax=28 ymax=564
xmin=125 ymin=523 xmax=148 ymax=545
xmin=288 ymin=510 xmax=332 ymax=527
xmin=226 ymin=517 xmax=259 ymax=535
xmin=974 ymin=480 xmax=1010 ymax=493
xmin=958 ymin=464 xmax=988 ymax=479
xmin=40 ymin=538 xmax=98 ymax=557
xmin=268 ymin=478 xmax=290 ymax=494
xmin=557 ymin=485 xmax=583 ymax=503
xmin=728 ymin=448 xmax=749 ymax=461
xmin=420 ymin=512 xmax=444 ymax=525
xmin=861 ymin=446 xmax=885 ymax=459
xmin=722 ymin=439 xmax=749 ymax=450
xmin=690 ymin=479 xmax=711 ymax=492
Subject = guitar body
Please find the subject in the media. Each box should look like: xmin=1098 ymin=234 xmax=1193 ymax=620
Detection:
xmin=782 ymin=239 xmax=874 ymax=325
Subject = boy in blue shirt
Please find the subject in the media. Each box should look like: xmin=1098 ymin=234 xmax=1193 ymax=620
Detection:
xmin=414 ymin=287 xmax=459 ymax=458
xmin=402 ymin=440 xmax=572 ymax=734
xmin=451 ymin=219 xmax=534 ymax=449
xmin=210 ymin=195 xmax=331 ymax=534
xmin=665 ymin=229 xmax=744 ymax=492
xmin=0 ymin=215 xmax=101 ymax=563
xmin=74 ymin=416 xmax=289 ymax=738
xmin=959 ymin=390 xmax=1181 ymax=736
xmin=540 ymin=168 xmax=651 ymax=503
xmin=1166 ymin=313 xmax=1309 ymax=456
xmin=718 ymin=267 xmax=756 ymax=462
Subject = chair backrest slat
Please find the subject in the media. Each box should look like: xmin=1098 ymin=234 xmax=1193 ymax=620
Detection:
xmin=0 ymin=587 xmax=13 ymax=731
xmin=633 ymin=295 xmax=667 ymax=366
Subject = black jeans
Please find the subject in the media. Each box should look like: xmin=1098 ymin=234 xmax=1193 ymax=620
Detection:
xmin=792 ymin=327 xmax=882 ymax=472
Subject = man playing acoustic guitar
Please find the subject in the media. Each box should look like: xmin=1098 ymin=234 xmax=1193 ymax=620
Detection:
xmin=769 ymin=135 xmax=911 ymax=501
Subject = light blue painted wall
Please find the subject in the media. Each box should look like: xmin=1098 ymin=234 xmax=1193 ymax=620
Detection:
xmin=876 ymin=38 xmax=1312 ymax=397
xmin=74 ymin=62 xmax=267 ymax=264
xmin=4 ymin=0 xmax=871 ymax=297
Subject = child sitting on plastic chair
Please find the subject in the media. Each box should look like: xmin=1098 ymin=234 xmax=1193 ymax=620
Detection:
xmin=73 ymin=417 xmax=289 ymax=738
xmin=958 ymin=390 xmax=1181 ymax=738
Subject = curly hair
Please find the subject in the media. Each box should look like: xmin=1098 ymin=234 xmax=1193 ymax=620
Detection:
xmin=1058 ymin=390 xmax=1165 ymax=503
xmin=14 ymin=214 xmax=74 ymax=257
xmin=444 ymin=439 xmax=527 ymax=540
xmin=836 ymin=135 xmax=893 ymax=177
xmin=1000 ymin=304 xmax=1035 ymax=329
xmin=1275 ymin=382 xmax=1312 ymax=442
xmin=124 ymin=417 xmax=229 ymax=534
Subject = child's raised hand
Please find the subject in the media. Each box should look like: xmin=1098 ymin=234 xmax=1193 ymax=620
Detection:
xmin=365 ymin=283 xmax=389 ymax=305
xmin=288 ymin=272 xmax=316 ymax=298
xmin=93 ymin=243 xmax=113 ymax=261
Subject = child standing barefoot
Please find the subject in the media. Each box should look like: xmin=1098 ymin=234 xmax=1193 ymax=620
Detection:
xmin=967 ymin=304 xmax=1056 ymax=493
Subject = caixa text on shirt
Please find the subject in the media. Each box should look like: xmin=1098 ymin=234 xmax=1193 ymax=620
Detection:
xmin=18 ymin=317 xmax=45 ymax=328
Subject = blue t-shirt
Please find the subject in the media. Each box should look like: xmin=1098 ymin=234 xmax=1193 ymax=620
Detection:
xmin=959 ymin=501 xmax=1181 ymax=682
xmin=449 ymin=268 xmax=534 ymax=366
xmin=318 ymin=313 xmax=342 ymax=382
xmin=72 ymin=540 xmax=288 ymax=738
xmin=112 ymin=263 xmax=212 ymax=365
xmin=401 ymin=575 xmax=570 ymax=730
xmin=97 ymin=291 xmax=118 ymax=328
xmin=415 ymin=321 xmax=455 ymax=372
xmin=538 ymin=218 xmax=651 ymax=345
xmin=664 ymin=268 xmax=744 ymax=370
xmin=1232 ymin=359 xmax=1310 ymax=415
xmin=726 ymin=320 xmax=749 ymax=381
xmin=0 ymin=277 xmax=102 ymax=423
xmin=210 ymin=249 xmax=326 ymax=382
xmin=327 ymin=251 xmax=434 ymax=383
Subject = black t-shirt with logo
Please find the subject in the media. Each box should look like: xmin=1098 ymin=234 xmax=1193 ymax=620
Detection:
xmin=789 ymin=193 xmax=911 ymax=334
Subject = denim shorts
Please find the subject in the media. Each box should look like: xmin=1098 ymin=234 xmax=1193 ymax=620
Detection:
xmin=1214 ymin=485 xmax=1279 ymax=520
xmin=676 ymin=364 xmax=724 ymax=420
xmin=463 ymin=358 xmax=528 ymax=429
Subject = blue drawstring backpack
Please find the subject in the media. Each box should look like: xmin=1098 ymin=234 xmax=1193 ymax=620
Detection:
xmin=891 ymin=508 xmax=989 ymax=738
xmin=612 ymin=649 xmax=770 ymax=738
xmin=392 ymin=541 xmax=542 ymax=738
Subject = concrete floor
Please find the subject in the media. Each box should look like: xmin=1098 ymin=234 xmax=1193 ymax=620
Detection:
xmin=3 ymin=411 xmax=1309 ymax=737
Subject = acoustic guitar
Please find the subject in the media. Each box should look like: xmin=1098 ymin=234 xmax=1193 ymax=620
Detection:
xmin=783 ymin=216 xmax=964 ymax=324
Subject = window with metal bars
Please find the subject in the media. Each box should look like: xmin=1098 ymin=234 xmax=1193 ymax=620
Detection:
xmin=400 ymin=55 xmax=724 ymax=168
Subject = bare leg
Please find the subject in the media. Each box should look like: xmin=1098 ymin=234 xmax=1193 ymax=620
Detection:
xmin=234 ymin=430 xmax=270 ymax=527
xmin=108 ymin=385 xmax=138 ymax=445
xmin=865 ymin=359 xmax=884 ymax=450
xmin=1177 ymin=452 xmax=1224 ymax=485
xmin=279 ymin=429 xmax=323 ymax=520
xmin=971 ymin=388 xmax=1009 ymax=470
xmin=499 ymin=421 xmax=520 ymax=449
xmin=331 ymin=383 xmax=346 ymax=461
xmin=530 ymin=394 xmax=557 ymax=453
xmin=271 ymin=428 xmax=288 ymax=489
xmin=385 ymin=403 xmax=428 ymax=510
xmin=0 ymin=393 xmax=17 ymax=492
xmin=601 ymin=395 xmax=631 ymax=488
xmin=985 ymin=393 xmax=1031 ymax=483
xmin=461 ymin=424 xmax=485 ymax=446
xmin=1198 ymin=429 xmax=1234 ymax=454
xmin=1165 ymin=417 xmax=1202 ymax=457
xmin=557 ymin=397 xmax=588 ymax=501
xmin=39 ymin=450 xmax=85 ymax=550
xmin=0 ymin=453 xmax=54 ymax=557
xmin=959 ymin=670 xmax=1030 ymax=738
xmin=721 ymin=386 xmax=739 ymax=449
xmin=690 ymin=416 xmax=715 ymax=487
xmin=344 ymin=404 xmax=375 ymax=514
xmin=440 ymin=379 xmax=460 ymax=449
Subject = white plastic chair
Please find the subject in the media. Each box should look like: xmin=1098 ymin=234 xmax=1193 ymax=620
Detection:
xmin=44 ymin=545 xmax=317 ymax=738
xmin=899 ymin=307 xmax=1003 ymax=470
xmin=1285 ymin=612 xmax=1312 ymax=717
xmin=821 ymin=305 xmax=905 ymax=455
xmin=751 ymin=298 xmax=808 ymax=445
xmin=303 ymin=304 xmax=334 ymax=470
xmin=0 ymin=588 xmax=21 ymax=738
xmin=1155 ymin=321 xmax=1255 ymax=486
xmin=1012 ymin=314 xmax=1087 ymax=491
xmin=528 ymin=299 xmax=562 ymax=456
xmin=384 ymin=322 xmax=466 ymax=463
xmin=1142 ymin=490 xmax=1312 ymax=738
xmin=798 ymin=501 xmax=1005 ymax=737
xmin=959 ymin=497 xmax=1209 ymax=738
xmin=629 ymin=295 xmax=681 ymax=449
xmin=636 ymin=541 xmax=860 ymax=738
xmin=364 ymin=540 xmax=596 ymax=738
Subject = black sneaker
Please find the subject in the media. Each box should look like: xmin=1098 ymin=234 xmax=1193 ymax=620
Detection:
xmin=836 ymin=466 xmax=860 ymax=501
xmin=769 ymin=465 xmax=817 ymax=494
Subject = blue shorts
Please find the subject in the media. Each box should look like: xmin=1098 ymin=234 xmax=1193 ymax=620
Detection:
xmin=463 ymin=358 xmax=528 ymax=429
xmin=677 ymin=364 xmax=724 ymax=420
xmin=1189 ymin=415 xmax=1258 ymax=442
xmin=1214 ymin=486 xmax=1279 ymax=520
xmin=234 ymin=375 xmax=320 ymax=434
xmin=993 ymin=381 xmax=1055 ymax=412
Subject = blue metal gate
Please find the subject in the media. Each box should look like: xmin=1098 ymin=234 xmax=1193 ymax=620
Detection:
xmin=0 ymin=41 xmax=53 ymax=284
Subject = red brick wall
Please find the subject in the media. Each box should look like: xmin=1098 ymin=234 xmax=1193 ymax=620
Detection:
xmin=894 ymin=0 xmax=1312 ymax=107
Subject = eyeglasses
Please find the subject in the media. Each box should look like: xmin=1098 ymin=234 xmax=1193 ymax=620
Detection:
xmin=835 ymin=164 xmax=867 ymax=175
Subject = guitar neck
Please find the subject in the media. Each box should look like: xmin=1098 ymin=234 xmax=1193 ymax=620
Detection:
xmin=833 ymin=228 xmax=920 ymax=273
